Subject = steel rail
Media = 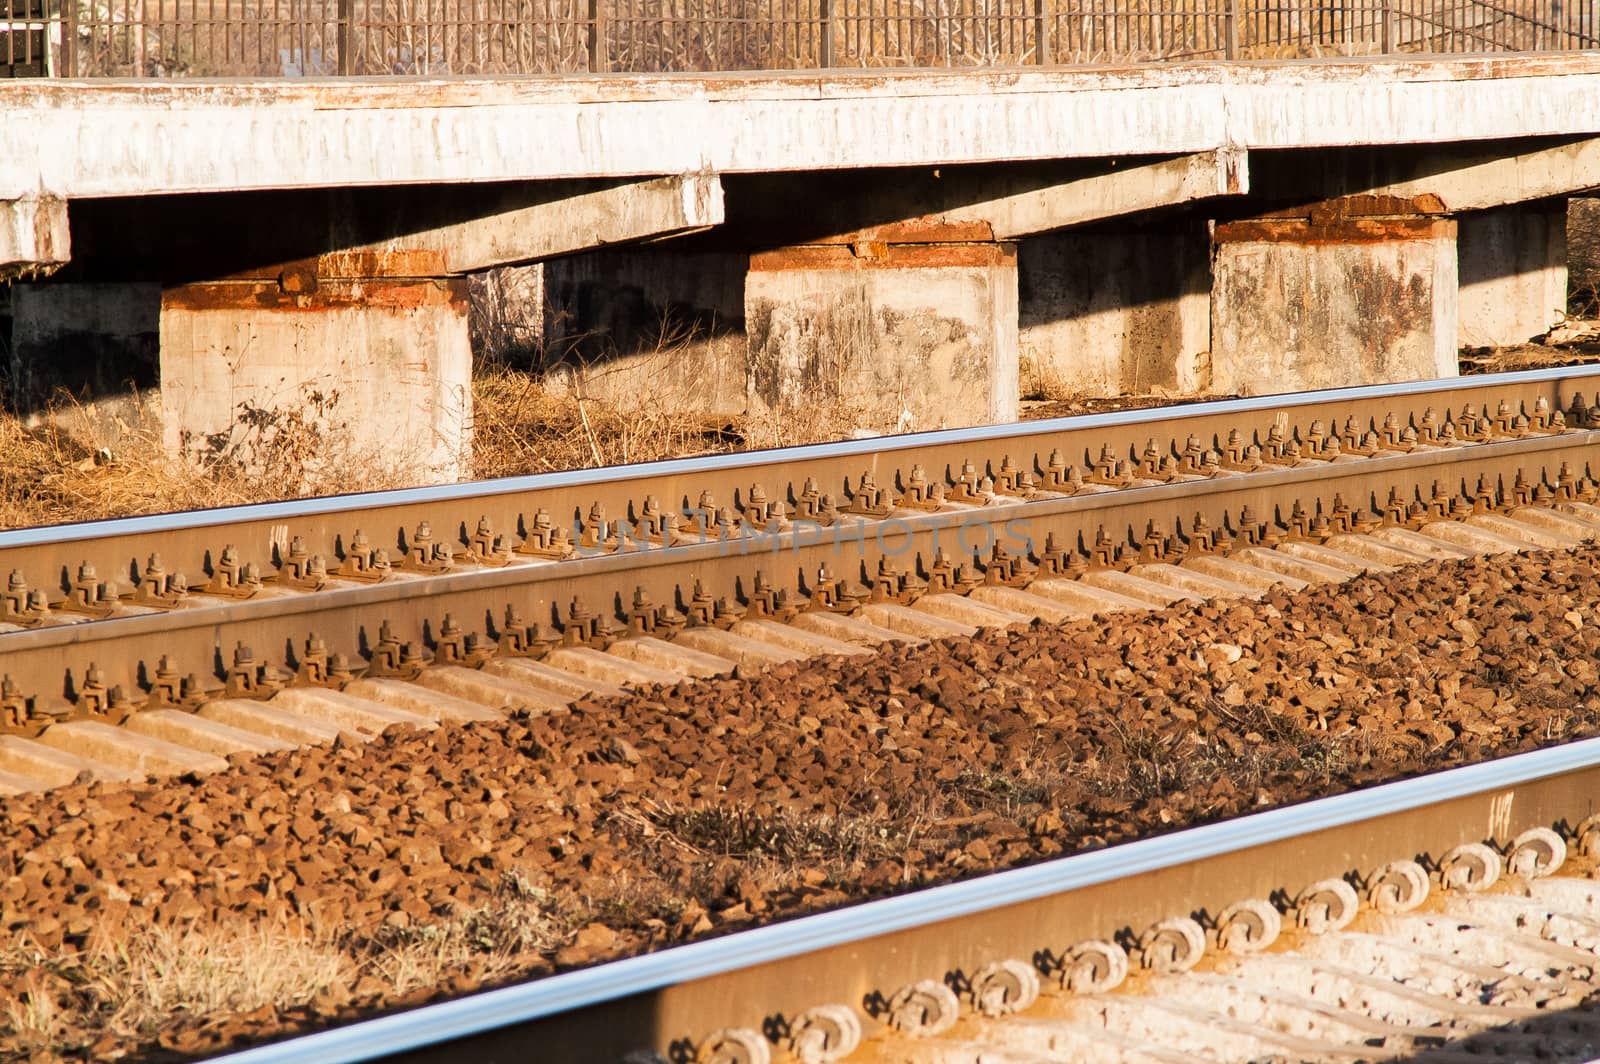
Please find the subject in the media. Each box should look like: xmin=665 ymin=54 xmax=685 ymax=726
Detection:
xmin=2 ymin=419 xmax=1595 ymax=706
xmin=211 ymin=727 xmax=1600 ymax=1063
xmin=2 ymin=367 xmax=1597 ymax=719
xmin=1 ymin=366 xmax=1589 ymax=584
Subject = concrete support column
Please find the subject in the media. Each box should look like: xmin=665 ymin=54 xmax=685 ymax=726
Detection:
xmin=1457 ymin=201 xmax=1568 ymax=348
xmin=745 ymin=242 xmax=1018 ymax=434
xmin=541 ymin=249 xmax=749 ymax=414
xmin=1211 ymin=206 xmax=1458 ymax=395
xmin=8 ymin=283 xmax=159 ymax=411
xmin=160 ymin=273 xmax=472 ymax=484
xmin=1 ymin=194 xmax=69 ymax=282
xmin=1018 ymin=219 xmax=1212 ymax=397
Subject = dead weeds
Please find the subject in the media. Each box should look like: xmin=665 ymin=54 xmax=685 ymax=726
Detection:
xmin=0 ymin=387 xmax=417 ymax=530
xmin=0 ymin=873 xmax=578 ymax=1058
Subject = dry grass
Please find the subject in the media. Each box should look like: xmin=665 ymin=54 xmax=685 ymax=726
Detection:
xmin=1 ymin=350 xmax=892 ymax=529
xmin=0 ymin=923 xmax=351 ymax=1054
xmin=0 ymin=373 xmax=742 ymax=529
xmin=642 ymin=802 xmax=904 ymax=866
xmin=470 ymin=364 xmax=743 ymax=477
xmin=0 ymin=387 xmax=421 ymax=530
xmin=0 ymin=810 xmax=896 ymax=1058
xmin=0 ymin=874 xmax=571 ymax=1057
xmin=355 ymin=875 xmax=564 ymax=997
xmin=115 ymin=924 xmax=351 ymax=1025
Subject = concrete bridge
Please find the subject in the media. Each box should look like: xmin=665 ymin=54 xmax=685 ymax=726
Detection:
xmin=6 ymin=54 xmax=1600 ymax=480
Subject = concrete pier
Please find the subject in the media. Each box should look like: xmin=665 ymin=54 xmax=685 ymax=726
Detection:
xmin=1210 ymin=203 xmax=1459 ymax=396
xmin=541 ymin=249 xmax=748 ymax=414
xmin=1457 ymin=202 xmax=1568 ymax=348
xmin=1019 ymin=221 xmax=1212 ymax=397
xmin=159 ymin=277 xmax=473 ymax=483
xmin=746 ymin=241 xmax=1018 ymax=433
xmin=7 ymin=283 xmax=158 ymax=411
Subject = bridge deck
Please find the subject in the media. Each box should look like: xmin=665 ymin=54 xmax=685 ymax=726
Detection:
xmin=6 ymin=53 xmax=1600 ymax=198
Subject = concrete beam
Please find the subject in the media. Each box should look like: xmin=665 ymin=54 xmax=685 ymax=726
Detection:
xmin=1365 ymin=137 xmax=1600 ymax=211
xmin=965 ymin=149 xmax=1247 ymax=239
xmin=0 ymin=195 xmax=68 ymax=281
xmin=57 ymin=176 xmax=724 ymax=282
xmin=720 ymin=151 xmax=1246 ymax=247
xmin=10 ymin=55 xmax=1600 ymax=197
xmin=338 ymin=173 xmax=724 ymax=274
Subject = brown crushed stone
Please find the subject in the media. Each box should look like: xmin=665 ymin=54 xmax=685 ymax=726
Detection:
xmin=6 ymin=547 xmax=1600 ymax=1061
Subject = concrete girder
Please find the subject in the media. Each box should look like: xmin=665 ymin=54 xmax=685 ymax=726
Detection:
xmin=963 ymin=149 xmax=1247 ymax=239
xmin=55 ymin=175 xmax=725 ymax=282
xmin=333 ymin=173 xmax=725 ymax=276
xmin=1362 ymin=137 xmax=1600 ymax=211
xmin=1249 ymin=136 xmax=1600 ymax=215
xmin=10 ymin=56 xmax=1600 ymax=198
xmin=0 ymin=194 xmax=68 ymax=281
xmin=722 ymin=150 xmax=1248 ymax=247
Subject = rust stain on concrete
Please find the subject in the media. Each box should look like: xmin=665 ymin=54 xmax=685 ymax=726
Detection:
xmin=806 ymin=218 xmax=998 ymax=246
xmin=209 ymin=249 xmax=452 ymax=283
xmin=161 ymin=277 xmax=468 ymax=312
xmin=750 ymin=243 xmax=1015 ymax=271
xmin=1215 ymin=216 xmax=1455 ymax=246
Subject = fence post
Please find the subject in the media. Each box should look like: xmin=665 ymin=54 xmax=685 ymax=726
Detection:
xmin=58 ymin=0 xmax=75 ymax=76
xmin=336 ymin=0 xmax=350 ymax=74
xmin=587 ymin=0 xmax=606 ymax=72
xmin=1225 ymin=0 xmax=1238 ymax=58
xmin=818 ymin=0 xmax=833 ymax=67
xmin=1380 ymin=0 xmax=1392 ymax=52
xmin=1035 ymin=0 xmax=1050 ymax=64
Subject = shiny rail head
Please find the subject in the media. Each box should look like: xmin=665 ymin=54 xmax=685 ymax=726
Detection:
xmin=5 ymin=364 xmax=1598 ymax=550
xmin=209 ymin=730 xmax=1600 ymax=1064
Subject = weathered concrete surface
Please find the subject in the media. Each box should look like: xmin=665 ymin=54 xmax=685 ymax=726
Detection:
xmin=58 ymin=178 xmax=722 ymax=282
xmin=746 ymin=244 xmax=1018 ymax=433
xmin=1361 ymin=137 xmax=1600 ymax=212
xmin=718 ymin=152 xmax=1246 ymax=247
xmin=333 ymin=174 xmax=724 ymax=275
xmin=1019 ymin=221 xmax=1211 ymax=397
xmin=0 ymin=195 xmax=68 ymax=280
xmin=7 ymin=283 xmax=159 ymax=411
xmin=978 ymin=150 xmax=1245 ymax=238
xmin=10 ymin=56 xmax=1600 ymax=198
xmin=1458 ymin=202 xmax=1568 ymax=348
xmin=1251 ymin=136 xmax=1600 ymax=213
xmin=159 ymin=279 xmax=471 ymax=484
xmin=1572 ymin=196 xmax=1600 ymax=311
xmin=1211 ymin=216 xmax=1459 ymax=395
xmin=542 ymin=250 xmax=748 ymax=414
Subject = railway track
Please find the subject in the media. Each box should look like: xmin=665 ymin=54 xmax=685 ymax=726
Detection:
xmin=209 ymin=722 xmax=1600 ymax=1063
xmin=1 ymin=366 xmax=1599 ymax=794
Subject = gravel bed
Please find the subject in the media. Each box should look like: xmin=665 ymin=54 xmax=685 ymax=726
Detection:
xmin=5 ymin=548 xmax=1600 ymax=1061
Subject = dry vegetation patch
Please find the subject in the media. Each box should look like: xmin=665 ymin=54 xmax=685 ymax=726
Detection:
xmin=7 ymin=336 xmax=1600 ymax=530
xmin=0 ymin=389 xmax=418 ymax=530
xmin=0 ymin=367 xmax=874 ymax=529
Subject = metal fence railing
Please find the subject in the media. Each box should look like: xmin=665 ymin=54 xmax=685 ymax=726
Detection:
xmin=4 ymin=0 xmax=1596 ymax=77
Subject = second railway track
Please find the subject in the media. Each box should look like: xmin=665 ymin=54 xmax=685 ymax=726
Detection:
xmin=0 ymin=365 xmax=1598 ymax=794
xmin=212 ymin=715 xmax=1600 ymax=1063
